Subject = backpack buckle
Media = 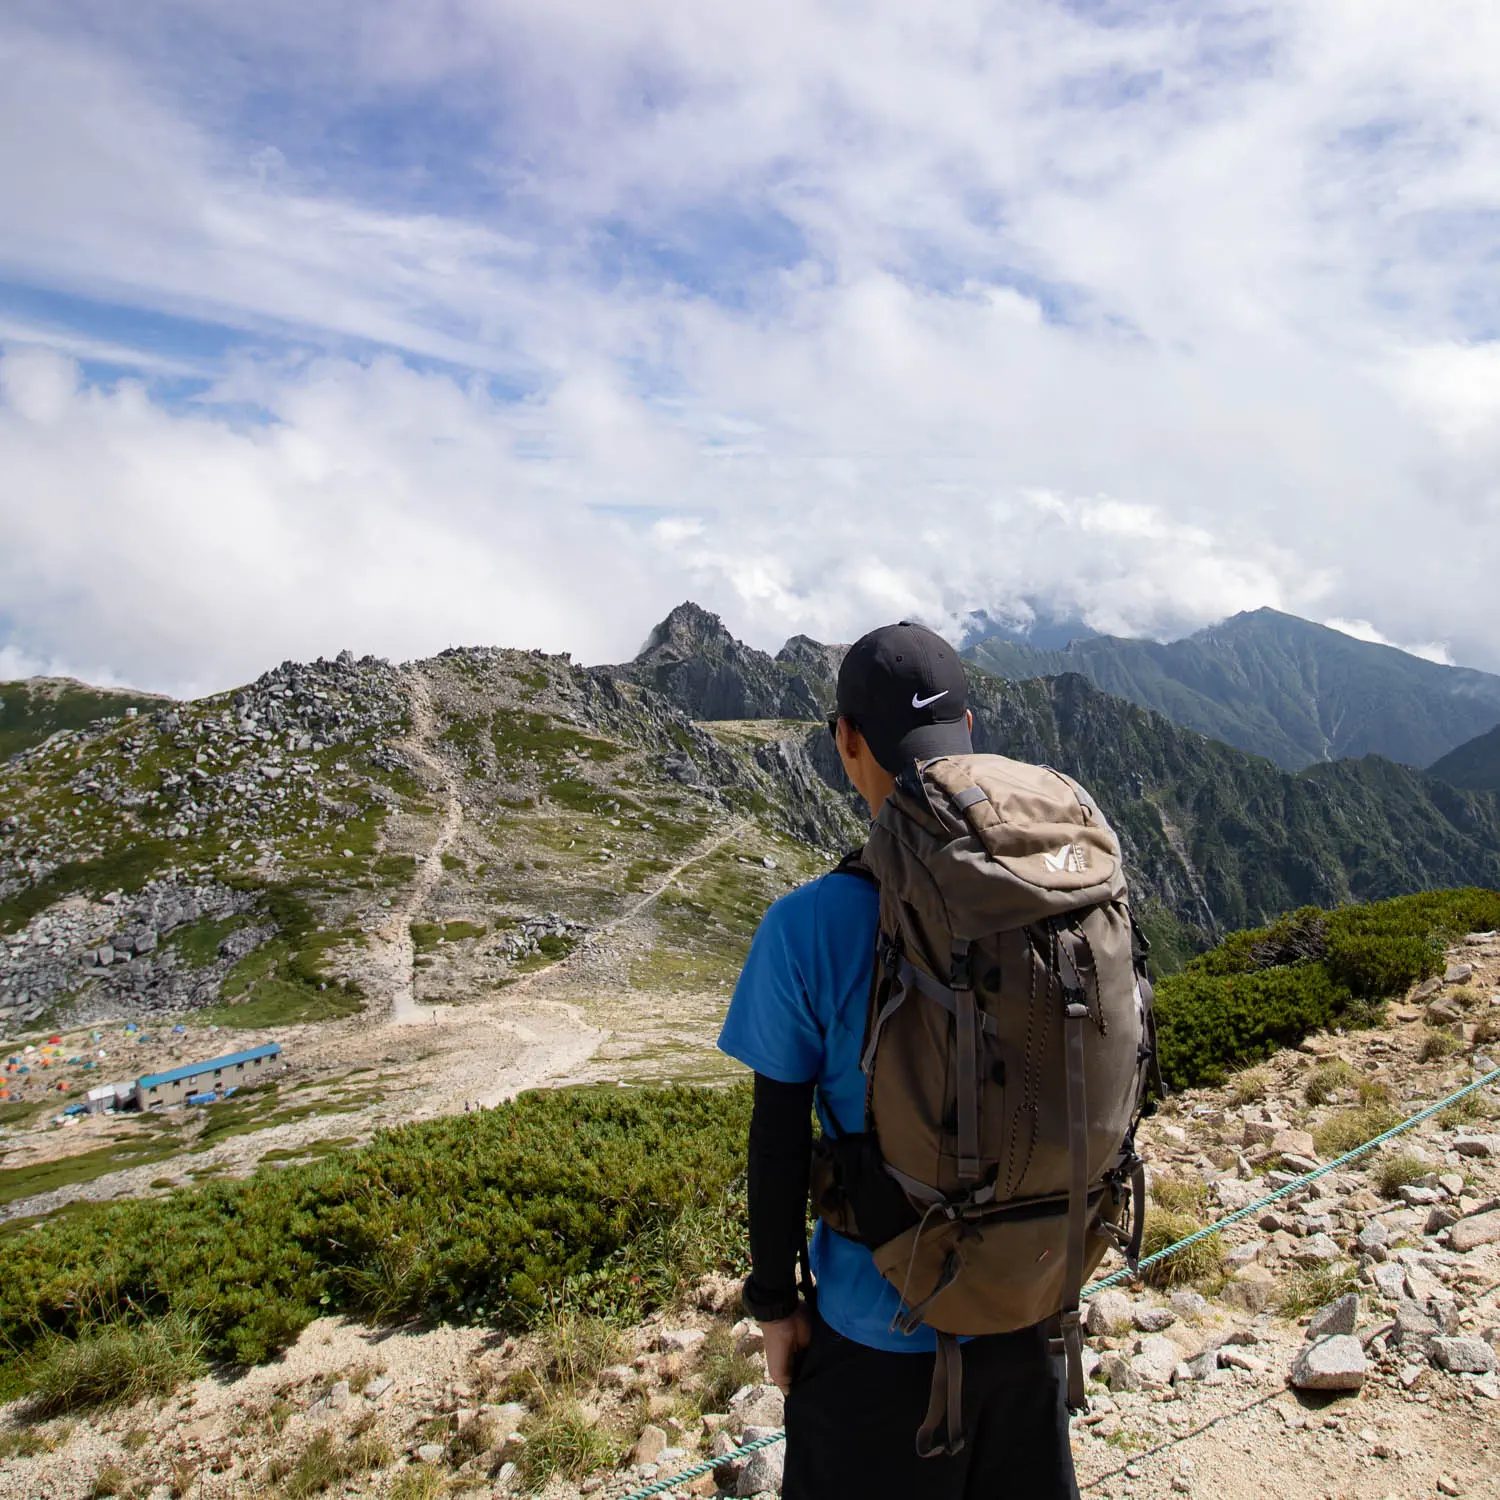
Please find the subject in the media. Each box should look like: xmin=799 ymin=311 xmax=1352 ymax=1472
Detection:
xmin=879 ymin=935 xmax=902 ymax=977
xmin=949 ymin=942 xmax=973 ymax=991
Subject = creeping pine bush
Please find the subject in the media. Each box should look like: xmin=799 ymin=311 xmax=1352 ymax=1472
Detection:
xmin=0 ymin=1085 xmax=750 ymax=1397
xmin=1154 ymin=887 xmax=1500 ymax=1089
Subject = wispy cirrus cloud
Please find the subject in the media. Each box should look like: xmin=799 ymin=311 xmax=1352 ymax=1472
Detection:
xmin=1 ymin=1 xmax=1498 ymax=691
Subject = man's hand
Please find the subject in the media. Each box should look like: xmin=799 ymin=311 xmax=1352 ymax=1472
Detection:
xmin=760 ymin=1303 xmax=813 ymax=1394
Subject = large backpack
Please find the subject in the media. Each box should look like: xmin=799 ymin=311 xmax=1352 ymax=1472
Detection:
xmin=810 ymin=752 xmax=1159 ymax=1457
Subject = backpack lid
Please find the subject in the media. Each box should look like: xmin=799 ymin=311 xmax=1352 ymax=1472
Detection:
xmin=871 ymin=753 xmax=1123 ymax=937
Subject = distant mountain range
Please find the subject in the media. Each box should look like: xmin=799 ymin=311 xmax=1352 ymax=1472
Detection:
xmin=609 ymin=603 xmax=1500 ymax=958
xmin=1430 ymin=721 xmax=1500 ymax=792
xmin=4 ymin=602 xmax=1499 ymax=985
xmin=960 ymin=603 xmax=1099 ymax=652
xmin=963 ymin=608 xmax=1500 ymax=772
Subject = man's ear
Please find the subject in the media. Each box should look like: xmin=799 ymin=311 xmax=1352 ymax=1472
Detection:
xmin=965 ymin=708 xmax=974 ymax=732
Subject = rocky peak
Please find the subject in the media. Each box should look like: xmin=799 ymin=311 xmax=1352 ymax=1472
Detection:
xmin=773 ymin=635 xmax=841 ymax=706
xmin=636 ymin=602 xmax=736 ymax=661
xmin=608 ymin=603 xmax=825 ymax=723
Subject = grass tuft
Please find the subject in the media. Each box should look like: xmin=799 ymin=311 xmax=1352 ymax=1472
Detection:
xmin=24 ymin=1312 xmax=204 ymax=1417
xmin=1274 ymin=1263 xmax=1359 ymax=1318
xmin=1225 ymin=1066 xmax=1273 ymax=1106
xmin=0 ymin=1427 xmax=51 ymax=1460
xmin=388 ymin=1466 xmax=452 ymax=1500
xmin=694 ymin=1324 xmax=762 ymax=1412
xmin=508 ymin=1304 xmax=626 ymax=1401
xmin=1304 ymin=1059 xmax=1359 ymax=1105
xmin=517 ymin=1399 xmax=622 ymax=1489
xmin=1418 ymin=1028 xmax=1462 ymax=1063
xmin=1140 ymin=1209 xmax=1224 ymax=1289
xmin=1373 ymin=1150 xmax=1429 ymax=1198
xmin=1311 ymin=1101 xmax=1402 ymax=1159
xmin=1148 ymin=1175 xmax=1211 ymax=1219
xmin=88 ymin=1463 xmax=135 ymax=1499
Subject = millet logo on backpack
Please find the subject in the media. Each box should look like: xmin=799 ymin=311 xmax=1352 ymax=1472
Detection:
xmin=1042 ymin=842 xmax=1089 ymax=873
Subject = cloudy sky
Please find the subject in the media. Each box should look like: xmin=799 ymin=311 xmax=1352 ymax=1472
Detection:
xmin=3 ymin=1 xmax=1499 ymax=695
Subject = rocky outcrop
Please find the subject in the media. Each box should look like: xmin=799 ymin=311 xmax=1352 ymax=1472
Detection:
xmin=605 ymin=603 xmax=828 ymax=722
xmin=0 ymin=878 xmax=265 ymax=1027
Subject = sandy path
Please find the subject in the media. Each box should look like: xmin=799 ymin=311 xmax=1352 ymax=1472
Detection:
xmin=360 ymin=668 xmax=465 ymax=1026
xmin=0 ymin=748 xmax=747 ymax=1221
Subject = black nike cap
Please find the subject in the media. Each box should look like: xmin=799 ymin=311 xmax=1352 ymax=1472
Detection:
xmin=835 ymin=620 xmax=973 ymax=773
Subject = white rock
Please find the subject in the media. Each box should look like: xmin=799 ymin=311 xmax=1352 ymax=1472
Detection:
xmin=1307 ymin=1293 xmax=1360 ymax=1339
xmin=1290 ymin=1335 xmax=1367 ymax=1392
xmin=728 ymin=1383 xmax=785 ymax=1429
xmin=634 ymin=1424 xmax=669 ymax=1465
xmin=1431 ymin=1337 xmax=1497 ymax=1375
xmin=1170 ymin=1290 xmax=1208 ymax=1320
xmin=1291 ymin=1233 xmax=1344 ymax=1266
xmin=1130 ymin=1334 xmax=1181 ymax=1388
xmin=1133 ymin=1306 xmax=1177 ymax=1333
xmin=735 ymin=1429 xmax=787 ymax=1496
xmin=1450 ymin=1210 xmax=1500 ymax=1253
xmin=1451 ymin=1135 xmax=1500 ymax=1159
xmin=658 ymin=1328 xmax=708 ymax=1354
xmin=1086 ymin=1290 xmax=1134 ymax=1336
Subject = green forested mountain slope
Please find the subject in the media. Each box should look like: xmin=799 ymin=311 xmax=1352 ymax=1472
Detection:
xmin=964 ymin=608 xmax=1500 ymax=771
xmin=0 ymin=678 xmax=171 ymax=759
xmin=946 ymin=672 xmax=1500 ymax=959
xmin=1429 ymin=721 xmax=1500 ymax=792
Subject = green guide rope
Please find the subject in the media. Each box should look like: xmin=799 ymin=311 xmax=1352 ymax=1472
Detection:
xmin=619 ymin=1062 xmax=1500 ymax=1500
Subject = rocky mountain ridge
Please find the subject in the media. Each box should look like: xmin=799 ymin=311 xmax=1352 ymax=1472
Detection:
xmin=604 ymin=606 xmax=1500 ymax=959
xmin=964 ymin=607 xmax=1500 ymax=772
xmin=7 ymin=607 xmax=1500 ymax=1039
xmin=0 ymin=640 xmax=860 ymax=1035
xmin=0 ymin=677 xmax=171 ymax=760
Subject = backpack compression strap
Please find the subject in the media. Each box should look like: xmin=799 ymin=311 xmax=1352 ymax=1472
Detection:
xmin=1054 ymin=921 xmax=1091 ymax=1412
xmin=915 ymin=1332 xmax=965 ymax=1460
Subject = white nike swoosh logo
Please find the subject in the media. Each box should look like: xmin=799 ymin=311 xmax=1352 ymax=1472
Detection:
xmin=911 ymin=689 xmax=950 ymax=709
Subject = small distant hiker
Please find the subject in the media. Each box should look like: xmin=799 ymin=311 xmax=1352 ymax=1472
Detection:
xmin=719 ymin=621 xmax=1158 ymax=1500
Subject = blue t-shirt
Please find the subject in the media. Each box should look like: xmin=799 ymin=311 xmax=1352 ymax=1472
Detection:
xmin=718 ymin=870 xmax=938 ymax=1354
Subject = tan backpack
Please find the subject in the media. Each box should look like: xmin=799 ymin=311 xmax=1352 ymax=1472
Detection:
xmin=811 ymin=752 xmax=1159 ymax=1457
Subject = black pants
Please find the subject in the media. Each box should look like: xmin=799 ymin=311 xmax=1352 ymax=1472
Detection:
xmin=783 ymin=1307 xmax=1080 ymax=1500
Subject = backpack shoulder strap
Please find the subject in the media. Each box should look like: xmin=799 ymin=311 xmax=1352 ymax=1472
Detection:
xmin=831 ymin=846 xmax=877 ymax=885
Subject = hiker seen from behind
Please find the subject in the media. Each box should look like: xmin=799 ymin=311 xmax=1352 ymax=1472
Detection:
xmin=719 ymin=620 xmax=1159 ymax=1500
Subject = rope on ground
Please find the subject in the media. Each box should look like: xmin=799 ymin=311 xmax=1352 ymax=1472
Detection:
xmin=617 ymin=1428 xmax=787 ymax=1499
xmin=618 ymin=1061 xmax=1500 ymax=1500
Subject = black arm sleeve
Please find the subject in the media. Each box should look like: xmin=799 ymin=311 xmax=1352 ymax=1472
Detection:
xmin=744 ymin=1072 xmax=816 ymax=1316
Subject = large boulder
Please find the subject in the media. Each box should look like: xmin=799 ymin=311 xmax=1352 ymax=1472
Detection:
xmin=1130 ymin=1335 xmax=1181 ymax=1388
xmin=734 ymin=1428 xmax=787 ymax=1497
xmin=728 ymin=1383 xmax=785 ymax=1431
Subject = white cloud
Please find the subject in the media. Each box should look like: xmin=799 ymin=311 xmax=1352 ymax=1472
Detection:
xmin=1 ymin=2 xmax=1500 ymax=685
xmin=1324 ymin=618 xmax=1455 ymax=666
xmin=0 ymin=349 xmax=691 ymax=695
